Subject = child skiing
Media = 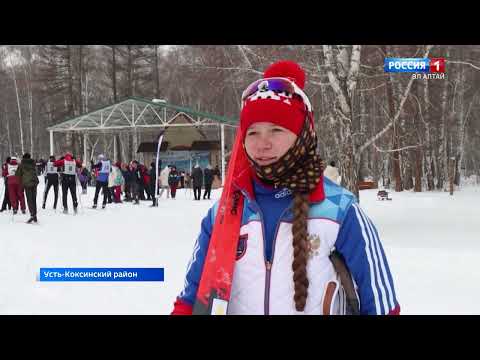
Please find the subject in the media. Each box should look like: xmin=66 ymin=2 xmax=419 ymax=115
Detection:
xmin=172 ymin=60 xmax=400 ymax=315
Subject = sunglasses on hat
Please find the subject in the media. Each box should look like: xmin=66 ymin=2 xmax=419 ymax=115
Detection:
xmin=241 ymin=77 xmax=313 ymax=112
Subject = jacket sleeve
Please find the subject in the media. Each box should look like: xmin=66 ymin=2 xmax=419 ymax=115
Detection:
xmin=334 ymin=202 xmax=400 ymax=315
xmin=53 ymin=159 xmax=64 ymax=167
xmin=171 ymin=205 xmax=215 ymax=315
xmin=15 ymin=165 xmax=23 ymax=179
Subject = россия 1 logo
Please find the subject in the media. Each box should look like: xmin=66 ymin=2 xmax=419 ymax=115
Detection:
xmin=384 ymin=58 xmax=446 ymax=79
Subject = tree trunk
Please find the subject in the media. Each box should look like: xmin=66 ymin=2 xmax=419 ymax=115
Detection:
xmin=85 ymin=72 xmax=89 ymax=113
xmin=11 ymin=66 xmax=25 ymax=155
xmin=423 ymin=77 xmax=434 ymax=190
xmin=78 ymin=45 xmax=83 ymax=115
xmin=454 ymin=55 xmax=468 ymax=187
xmin=112 ymin=46 xmax=117 ymax=102
xmin=439 ymin=48 xmax=450 ymax=190
xmin=67 ymin=45 xmax=75 ymax=117
xmin=358 ymin=89 xmax=369 ymax=181
xmin=127 ymin=45 xmax=133 ymax=97
xmin=383 ymin=47 xmax=402 ymax=192
xmin=154 ymin=45 xmax=160 ymax=98
xmin=24 ymin=64 xmax=34 ymax=155
xmin=340 ymin=129 xmax=359 ymax=199
xmin=322 ymin=45 xmax=361 ymax=198
xmin=5 ymin=104 xmax=12 ymax=156
xmin=414 ymin=146 xmax=422 ymax=192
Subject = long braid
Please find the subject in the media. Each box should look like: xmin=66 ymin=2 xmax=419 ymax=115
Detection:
xmin=291 ymin=192 xmax=310 ymax=311
xmin=291 ymin=159 xmax=325 ymax=311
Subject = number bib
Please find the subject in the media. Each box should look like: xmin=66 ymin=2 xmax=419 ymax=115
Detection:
xmin=7 ymin=164 xmax=18 ymax=177
xmin=63 ymin=160 xmax=76 ymax=175
xmin=47 ymin=161 xmax=58 ymax=174
xmin=100 ymin=160 xmax=111 ymax=174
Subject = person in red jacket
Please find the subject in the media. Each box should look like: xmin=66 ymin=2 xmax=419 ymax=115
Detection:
xmin=54 ymin=152 xmax=83 ymax=214
xmin=6 ymin=157 xmax=26 ymax=215
xmin=142 ymin=165 xmax=152 ymax=201
xmin=1 ymin=157 xmax=12 ymax=212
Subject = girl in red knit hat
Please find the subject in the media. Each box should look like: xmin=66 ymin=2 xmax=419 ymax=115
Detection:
xmin=172 ymin=60 xmax=400 ymax=315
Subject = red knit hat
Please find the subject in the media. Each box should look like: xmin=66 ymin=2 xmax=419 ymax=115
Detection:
xmin=240 ymin=60 xmax=311 ymax=139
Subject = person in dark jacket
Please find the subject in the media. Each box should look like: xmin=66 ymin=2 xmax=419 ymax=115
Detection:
xmin=168 ymin=165 xmax=179 ymax=199
xmin=42 ymin=155 xmax=59 ymax=210
xmin=129 ymin=160 xmax=143 ymax=204
xmin=78 ymin=165 xmax=91 ymax=195
xmin=0 ymin=157 xmax=12 ymax=212
xmin=121 ymin=162 xmax=132 ymax=202
xmin=191 ymin=164 xmax=203 ymax=201
xmin=15 ymin=153 xmax=39 ymax=223
xmin=203 ymin=164 xmax=214 ymax=200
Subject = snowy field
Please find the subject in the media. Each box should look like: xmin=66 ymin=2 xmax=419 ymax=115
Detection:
xmin=0 ymin=176 xmax=479 ymax=315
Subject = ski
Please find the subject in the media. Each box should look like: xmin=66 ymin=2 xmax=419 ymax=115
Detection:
xmin=192 ymin=129 xmax=249 ymax=315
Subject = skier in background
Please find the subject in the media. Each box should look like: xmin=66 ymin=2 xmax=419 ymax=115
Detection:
xmin=158 ymin=165 xmax=170 ymax=199
xmin=78 ymin=164 xmax=91 ymax=195
xmin=0 ymin=157 xmax=12 ymax=213
xmin=54 ymin=152 xmax=83 ymax=214
xmin=15 ymin=153 xmax=39 ymax=223
xmin=191 ymin=164 xmax=203 ymax=201
xmin=6 ymin=156 xmax=26 ymax=215
xmin=168 ymin=165 xmax=179 ymax=199
xmin=42 ymin=155 xmax=59 ymax=210
xmin=129 ymin=160 xmax=142 ymax=205
xmin=203 ymin=164 xmax=214 ymax=200
xmin=91 ymin=154 xmax=111 ymax=209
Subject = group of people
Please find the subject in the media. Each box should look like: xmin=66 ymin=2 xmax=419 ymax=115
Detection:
xmin=1 ymin=154 xmax=40 ymax=223
xmin=189 ymin=164 xmax=220 ymax=200
xmin=1 ymin=150 xmax=224 ymax=224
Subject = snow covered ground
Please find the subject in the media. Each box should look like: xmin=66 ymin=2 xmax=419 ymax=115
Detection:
xmin=0 ymin=177 xmax=478 ymax=314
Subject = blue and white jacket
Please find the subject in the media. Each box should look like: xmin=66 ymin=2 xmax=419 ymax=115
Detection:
xmin=93 ymin=160 xmax=111 ymax=183
xmin=178 ymin=175 xmax=400 ymax=315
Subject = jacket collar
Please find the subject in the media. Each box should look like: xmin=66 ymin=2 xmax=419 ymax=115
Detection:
xmin=233 ymin=160 xmax=325 ymax=204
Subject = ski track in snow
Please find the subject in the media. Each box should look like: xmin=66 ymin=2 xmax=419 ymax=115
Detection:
xmin=0 ymin=176 xmax=478 ymax=314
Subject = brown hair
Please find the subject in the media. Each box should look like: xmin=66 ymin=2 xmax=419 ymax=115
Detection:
xmin=291 ymin=159 xmax=325 ymax=311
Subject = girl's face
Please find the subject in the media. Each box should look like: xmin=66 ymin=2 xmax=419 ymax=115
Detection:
xmin=244 ymin=122 xmax=297 ymax=166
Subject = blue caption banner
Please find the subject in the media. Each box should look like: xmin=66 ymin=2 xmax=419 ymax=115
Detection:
xmin=39 ymin=268 xmax=164 ymax=282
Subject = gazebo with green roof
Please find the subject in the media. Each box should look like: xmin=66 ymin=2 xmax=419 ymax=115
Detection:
xmin=46 ymin=97 xmax=239 ymax=184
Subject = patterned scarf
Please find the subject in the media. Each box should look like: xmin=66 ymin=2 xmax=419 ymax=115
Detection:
xmin=244 ymin=120 xmax=324 ymax=193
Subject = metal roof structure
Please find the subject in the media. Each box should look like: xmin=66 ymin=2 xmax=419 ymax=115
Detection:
xmin=47 ymin=96 xmax=238 ymax=133
xmin=47 ymin=97 xmax=239 ymax=185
